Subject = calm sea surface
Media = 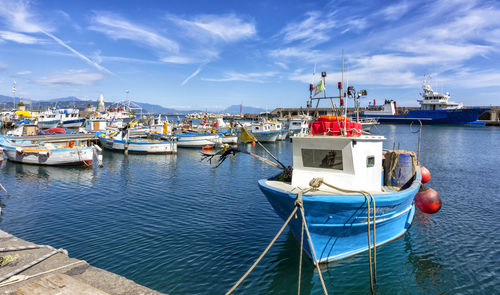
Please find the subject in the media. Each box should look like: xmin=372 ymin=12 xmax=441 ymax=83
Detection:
xmin=0 ymin=124 xmax=499 ymax=294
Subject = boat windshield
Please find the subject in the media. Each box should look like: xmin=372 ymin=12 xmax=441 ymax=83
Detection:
xmin=301 ymin=149 xmax=343 ymax=170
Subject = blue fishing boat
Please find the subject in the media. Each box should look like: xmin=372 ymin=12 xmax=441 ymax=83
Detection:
xmin=359 ymin=76 xmax=489 ymax=125
xmin=258 ymin=75 xmax=422 ymax=264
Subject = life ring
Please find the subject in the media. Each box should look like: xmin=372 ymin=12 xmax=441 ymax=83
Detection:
xmin=68 ymin=141 xmax=75 ymax=148
xmin=317 ymin=116 xmax=350 ymax=122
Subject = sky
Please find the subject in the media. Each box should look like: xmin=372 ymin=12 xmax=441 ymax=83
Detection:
xmin=0 ymin=0 xmax=499 ymax=111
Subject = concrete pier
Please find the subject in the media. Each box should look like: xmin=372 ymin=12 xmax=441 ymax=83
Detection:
xmin=0 ymin=230 xmax=163 ymax=295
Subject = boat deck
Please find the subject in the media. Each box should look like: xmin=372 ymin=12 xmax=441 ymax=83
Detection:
xmin=263 ymin=180 xmax=389 ymax=196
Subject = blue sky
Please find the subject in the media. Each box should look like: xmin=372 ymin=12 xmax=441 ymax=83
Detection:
xmin=0 ymin=0 xmax=499 ymax=110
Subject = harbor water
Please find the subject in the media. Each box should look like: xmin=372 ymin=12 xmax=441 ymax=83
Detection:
xmin=0 ymin=125 xmax=498 ymax=294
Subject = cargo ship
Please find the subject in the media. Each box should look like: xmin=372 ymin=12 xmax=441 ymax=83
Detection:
xmin=359 ymin=77 xmax=489 ymax=125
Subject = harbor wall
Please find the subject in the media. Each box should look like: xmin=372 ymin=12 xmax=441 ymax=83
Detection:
xmin=0 ymin=230 xmax=163 ymax=295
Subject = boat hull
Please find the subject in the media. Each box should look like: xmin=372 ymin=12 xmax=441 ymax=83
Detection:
xmin=37 ymin=120 xmax=59 ymax=129
xmin=2 ymin=146 xmax=93 ymax=166
xmin=98 ymin=137 xmax=177 ymax=154
xmin=59 ymin=118 xmax=85 ymax=128
xmin=277 ymin=130 xmax=289 ymax=141
xmin=258 ymin=172 xmax=421 ymax=263
xmin=251 ymin=131 xmax=279 ymax=143
xmin=359 ymin=108 xmax=489 ymax=125
xmin=177 ymin=134 xmax=222 ymax=148
xmin=221 ymin=135 xmax=238 ymax=145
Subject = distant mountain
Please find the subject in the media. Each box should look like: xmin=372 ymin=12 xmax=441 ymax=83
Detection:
xmin=0 ymin=95 xmax=14 ymax=103
xmin=0 ymin=94 xmax=268 ymax=114
xmin=132 ymin=102 xmax=193 ymax=114
xmin=39 ymin=96 xmax=81 ymax=102
xmin=223 ymin=105 xmax=266 ymax=114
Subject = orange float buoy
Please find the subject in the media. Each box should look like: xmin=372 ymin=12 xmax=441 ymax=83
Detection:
xmin=202 ymin=145 xmax=213 ymax=150
xmin=420 ymin=166 xmax=431 ymax=184
xmin=251 ymin=141 xmax=256 ymax=147
xmin=415 ymin=186 xmax=442 ymax=214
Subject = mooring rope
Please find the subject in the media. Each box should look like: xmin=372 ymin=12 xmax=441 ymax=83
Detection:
xmin=297 ymin=213 xmax=304 ymax=295
xmin=309 ymin=178 xmax=377 ymax=293
xmin=225 ymin=205 xmax=299 ymax=295
xmin=226 ymin=191 xmax=329 ymax=295
xmin=0 ymin=260 xmax=86 ymax=288
xmin=0 ymin=247 xmax=67 ymax=283
xmin=0 ymin=183 xmax=10 ymax=197
xmin=297 ymin=197 xmax=329 ymax=294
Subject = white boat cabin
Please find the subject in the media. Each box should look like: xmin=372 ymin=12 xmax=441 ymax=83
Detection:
xmin=418 ymin=83 xmax=463 ymax=110
xmin=363 ymin=100 xmax=397 ymax=116
xmin=269 ymin=122 xmax=283 ymax=131
xmin=251 ymin=122 xmax=273 ymax=133
xmin=291 ymin=135 xmax=385 ymax=192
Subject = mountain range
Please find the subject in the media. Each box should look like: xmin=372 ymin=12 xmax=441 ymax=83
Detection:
xmin=0 ymin=95 xmax=266 ymax=114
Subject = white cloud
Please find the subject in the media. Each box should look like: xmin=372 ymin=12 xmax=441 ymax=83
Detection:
xmin=181 ymin=66 xmax=203 ymax=86
xmin=90 ymin=12 xmax=179 ymax=54
xmin=0 ymin=1 xmax=111 ymax=74
xmin=161 ymin=56 xmax=198 ymax=64
xmin=186 ymin=14 xmax=256 ymax=42
xmin=37 ymin=70 xmax=105 ymax=86
xmin=0 ymin=30 xmax=38 ymax=44
xmin=269 ymin=46 xmax=331 ymax=64
xmin=274 ymin=62 xmax=288 ymax=70
xmin=0 ymin=0 xmax=50 ymax=33
xmin=16 ymin=70 xmax=31 ymax=75
xmin=273 ymin=0 xmax=500 ymax=90
xmin=280 ymin=11 xmax=336 ymax=46
xmin=378 ymin=2 xmax=411 ymax=21
xmin=202 ymin=71 xmax=278 ymax=83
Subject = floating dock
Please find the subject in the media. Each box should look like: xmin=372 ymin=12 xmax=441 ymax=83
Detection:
xmin=0 ymin=230 xmax=162 ymax=294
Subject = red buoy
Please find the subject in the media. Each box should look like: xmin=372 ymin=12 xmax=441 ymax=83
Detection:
xmin=420 ymin=166 xmax=431 ymax=184
xmin=415 ymin=186 xmax=442 ymax=214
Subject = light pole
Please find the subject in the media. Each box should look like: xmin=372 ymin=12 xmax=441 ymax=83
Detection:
xmin=12 ymin=81 xmax=16 ymax=110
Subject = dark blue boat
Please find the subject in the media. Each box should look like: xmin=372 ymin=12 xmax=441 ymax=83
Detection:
xmin=359 ymin=77 xmax=489 ymax=125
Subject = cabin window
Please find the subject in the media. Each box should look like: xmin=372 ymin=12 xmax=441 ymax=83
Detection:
xmin=366 ymin=156 xmax=375 ymax=167
xmin=301 ymin=149 xmax=343 ymax=170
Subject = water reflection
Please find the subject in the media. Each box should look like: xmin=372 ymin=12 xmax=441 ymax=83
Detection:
xmin=404 ymin=230 xmax=445 ymax=293
xmin=261 ymin=232 xmax=315 ymax=295
xmin=2 ymin=161 xmax=95 ymax=185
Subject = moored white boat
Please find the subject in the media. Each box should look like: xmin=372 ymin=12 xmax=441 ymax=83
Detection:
xmin=97 ymin=131 xmax=177 ymax=154
xmin=288 ymin=117 xmax=310 ymax=136
xmin=0 ymin=137 xmax=94 ymax=166
xmin=53 ymin=108 xmax=85 ymax=128
xmin=248 ymin=122 xmax=279 ymax=143
xmin=269 ymin=122 xmax=288 ymax=141
xmin=176 ymin=133 xmax=222 ymax=148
